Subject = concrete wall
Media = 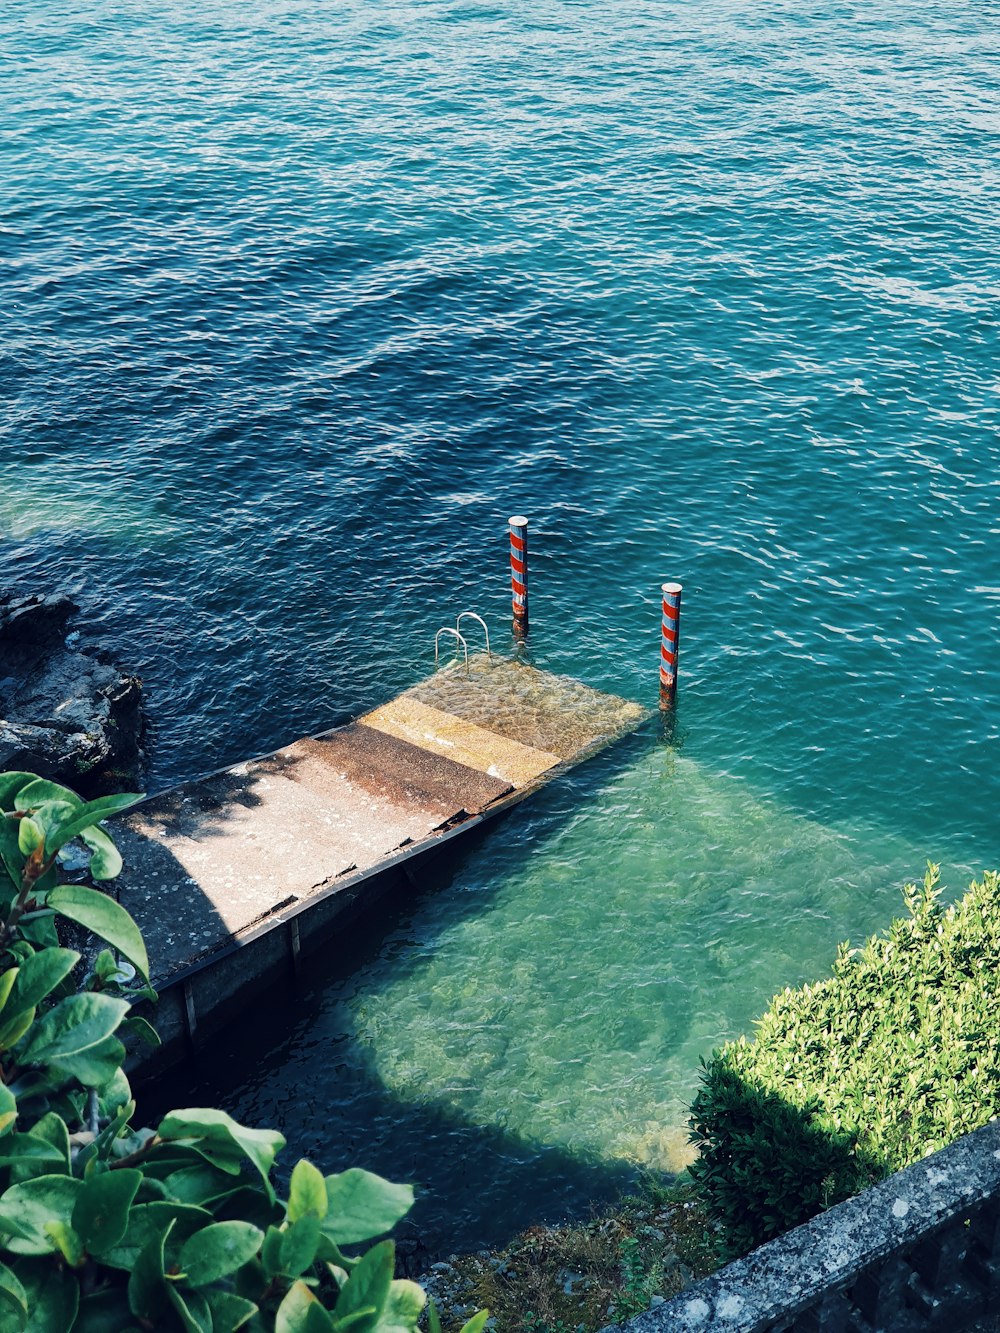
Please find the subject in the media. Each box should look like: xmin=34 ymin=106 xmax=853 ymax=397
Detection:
xmin=608 ymin=1120 xmax=1000 ymax=1333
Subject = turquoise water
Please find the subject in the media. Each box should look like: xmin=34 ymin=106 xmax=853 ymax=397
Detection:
xmin=4 ymin=0 xmax=999 ymax=1253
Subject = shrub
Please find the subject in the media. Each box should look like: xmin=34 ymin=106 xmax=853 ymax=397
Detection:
xmin=0 ymin=770 xmax=486 ymax=1333
xmin=689 ymin=864 xmax=1000 ymax=1257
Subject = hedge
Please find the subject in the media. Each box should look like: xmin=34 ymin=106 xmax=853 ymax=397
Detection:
xmin=688 ymin=864 xmax=1000 ymax=1256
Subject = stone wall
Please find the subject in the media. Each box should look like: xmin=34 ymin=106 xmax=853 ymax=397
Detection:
xmin=608 ymin=1119 xmax=1000 ymax=1332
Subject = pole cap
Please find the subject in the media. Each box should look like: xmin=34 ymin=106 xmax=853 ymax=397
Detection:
xmin=661 ymin=581 xmax=683 ymax=595
xmin=509 ymin=515 xmax=529 ymax=528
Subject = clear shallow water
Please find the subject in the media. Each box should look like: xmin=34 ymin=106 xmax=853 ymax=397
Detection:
xmin=3 ymin=0 xmax=999 ymax=1252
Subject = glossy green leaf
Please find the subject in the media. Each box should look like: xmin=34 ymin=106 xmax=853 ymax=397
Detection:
xmin=276 ymin=1281 xmax=336 ymax=1333
xmin=0 ymin=1134 xmax=67 ymax=1172
xmin=457 ymin=1312 xmax=489 ymax=1333
xmin=72 ymin=1287 xmax=138 ymax=1333
xmin=15 ymin=914 xmax=58 ymax=950
xmin=278 ymin=1216 xmax=321 ymax=1278
xmin=0 ymin=1175 xmax=83 ymax=1255
xmin=375 ymin=1279 xmax=425 ymax=1332
xmin=92 ymin=1099 xmax=136 ymax=1164
xmin=163 ymin=1163 xmax=240 ymax=1205
xmin=43 ymin=1220 xmax=85 ymax=1268
xmin=76 ymin=825 xmax=122 ymax=882
xmin=96 ymin=1069 xmax=132 ymax=1119
xmin=288 ymin=1158 xmax=328 ymax=1223
xmin=333 ymin=1240 xmax=394 ymax=1331
xmin=322 ymin=1171 xmax=413 ymax=1246
xmin=46 ymin=887 xmax=148 ymax=981
xmin=127 ymin=1220 xmax=172 ymax=1321
xmin=0 ymin=776 xmax=38 ymax=812
xmin=13 ymin=780 xmax=82 ymax=813
xmin=101 ymin=1201 xmax=212 ymax=1271
xmin=203 ymin=1289 xmax=258 ymax=1333
xmin=427 ymin=1300 xmax=442 ymax=1333
xmin=46 ymin=795 xmax=141 ymax=855
xmin=31 ymin=1113 xmax=71 ymax=1173
xmin=178 ymin=1220 xmax=264 ymax=1286
xmin=261 ymin=1224 xmax=284 ymax=1280
xmin=334 ymin=1314 xmax=385 ymax=1333
xmin=0 ymin=1260 xmax=27 ymax=1333
xmin=167 ymin=1285 xmax=212 ymax=1333
xmin=90 ymin=951 xmax=121 ymax=985
xmin=158 ymin=1109 xmax=284 ymax=1194
xmin=0 ymin=1008 xmax=34 ymax=1056
xmin=119 ymin=1015 xmax=160 ymax=1049
xmin=16 ymin=821 xmax=42 ymax=859
xmin=7 ymin=949 xmax=78 ymax=1016
xmin=0 ymin=972 xmax=17 ymax=1018
xmin=19 ymin=992 xmax=129 ymax=1064
xmin=16 ymin=1258 xmax=78 ymax=1333
xmin=50 ymin=1034 xmax=127 ymax=1089
xmin=0 ymin=1087 xmax=15 ymax=1140
xmin=24 ymin=803 xmax=76 ymax=845
xmin=72 ymin=1169 xmax=142 ymax=1254
xmin=0 ymin=816 xmax=24 ymax=895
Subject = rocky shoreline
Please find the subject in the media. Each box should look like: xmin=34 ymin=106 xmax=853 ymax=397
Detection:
xmin=0 ymin=592 xmax=146 ymax=796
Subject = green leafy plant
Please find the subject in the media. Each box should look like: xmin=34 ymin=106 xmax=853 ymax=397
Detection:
xmin=608 ymin=1236 xmax=656 ymax=1322
xmin=689 ymin=864 xmax=1000 ymax=1257
xmin=0 ymin=771 xmax=487 ymax=1333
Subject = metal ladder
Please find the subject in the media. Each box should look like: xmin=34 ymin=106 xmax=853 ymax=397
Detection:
xmin=433 ymin=611 xmax=492 ymax=675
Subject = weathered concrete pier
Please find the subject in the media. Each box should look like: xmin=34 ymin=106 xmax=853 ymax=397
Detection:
xmin=114 ymin=654 xmax=646 ymax=1069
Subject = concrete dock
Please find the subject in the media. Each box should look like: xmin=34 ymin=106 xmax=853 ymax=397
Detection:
xmin=113 ymin=655 xmax=646 ymax=1067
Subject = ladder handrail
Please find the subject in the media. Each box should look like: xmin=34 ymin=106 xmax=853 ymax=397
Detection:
xmin=455 ymin=611 xmax=491 ymax=661
xmin=434 ymin=626 xmax=469 ymax=672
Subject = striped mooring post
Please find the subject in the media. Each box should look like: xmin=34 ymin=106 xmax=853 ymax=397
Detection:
xmin=509 ymin=515 xmax=529 ymax=635
xmin=659 ymin=581 xmax=682 ymax=708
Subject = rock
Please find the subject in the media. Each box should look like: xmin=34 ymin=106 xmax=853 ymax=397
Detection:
xmin=0 ymin=592 xmax=146 ymax=795
xmin=0 ymin=593 xmax=78 ymax=657
xmin=560 ymin=1268 xmax=587 ymax=1294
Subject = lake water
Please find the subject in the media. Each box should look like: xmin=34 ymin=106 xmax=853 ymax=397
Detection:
xmin=3 ymin=0 xmax=998 ymax=1255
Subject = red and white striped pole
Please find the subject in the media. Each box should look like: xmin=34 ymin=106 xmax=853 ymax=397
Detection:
xmin=509 ymin=515 xmax=529 ymax=635
xmin=659 ymin=582 xmax=682 ymax=708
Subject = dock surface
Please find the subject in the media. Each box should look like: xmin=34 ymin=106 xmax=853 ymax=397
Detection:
xmin=114 ymin=657 xmax=646 ymax=988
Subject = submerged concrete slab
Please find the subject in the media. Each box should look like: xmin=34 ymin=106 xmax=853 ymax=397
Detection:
xmin=407 ymin=656 xmax=647 ymax=759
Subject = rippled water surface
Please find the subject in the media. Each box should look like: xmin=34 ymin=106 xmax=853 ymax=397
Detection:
xmin=3 ymin=0 xmax=999 ymax=1253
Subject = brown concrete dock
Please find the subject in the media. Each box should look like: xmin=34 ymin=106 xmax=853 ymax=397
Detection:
xmin=114 ymin=655 xmax=646 ymax=1065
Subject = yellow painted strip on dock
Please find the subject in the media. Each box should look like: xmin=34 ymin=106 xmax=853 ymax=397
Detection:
xmin=360 ymin=695 xmax=561 ymax=788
